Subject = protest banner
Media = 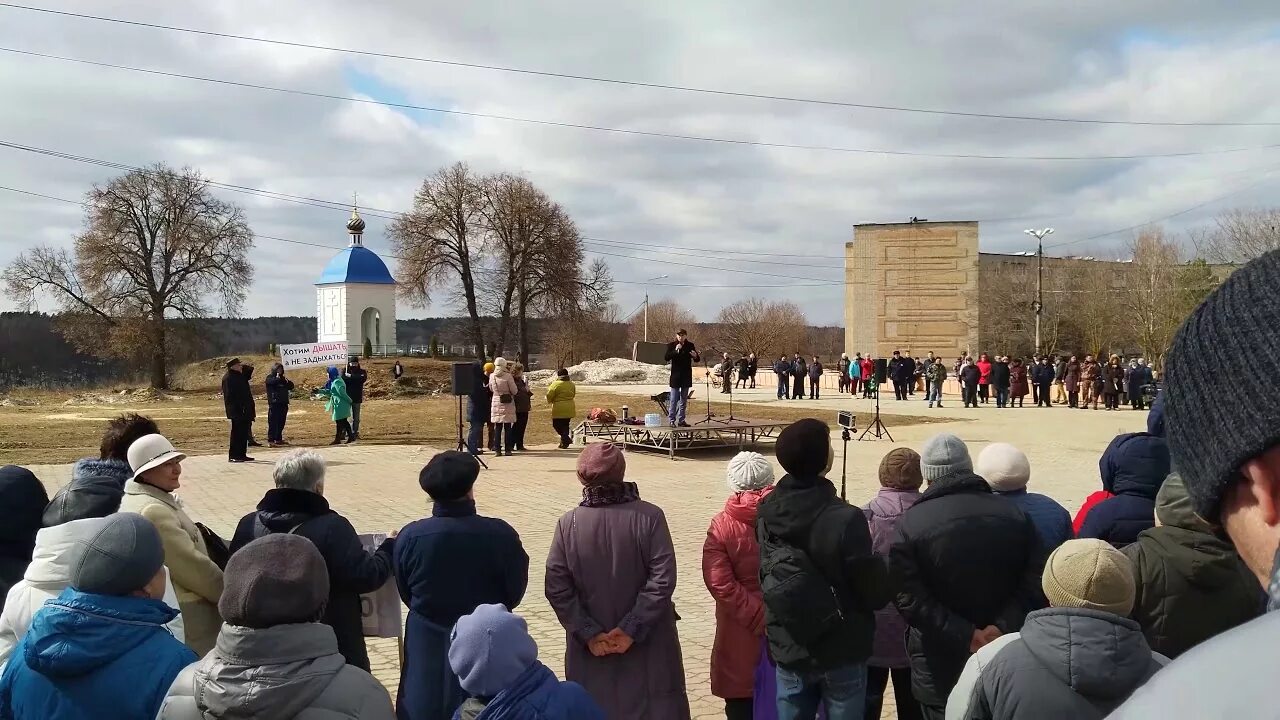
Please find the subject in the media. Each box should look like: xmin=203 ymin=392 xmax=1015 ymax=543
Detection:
xmin=358 ymin=532 xmax=402 ymax=639
xmin=279 ymin=341 xmax=349 ymax=370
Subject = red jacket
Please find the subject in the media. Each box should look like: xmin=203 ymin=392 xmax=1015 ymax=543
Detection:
xmin=860 ymin=358 xmax=874 ymax=380
xmin=702 ymin=488 xmax=772 ymax=699
xmin=977 ymin=360 xmax=992 ymax=384
xmin=1073 ymin=489 xmax=1114 ymax=534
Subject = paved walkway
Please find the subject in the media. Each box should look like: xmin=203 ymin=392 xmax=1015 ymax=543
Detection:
xmin=26 ymin=387 xmax=1148 ymax=719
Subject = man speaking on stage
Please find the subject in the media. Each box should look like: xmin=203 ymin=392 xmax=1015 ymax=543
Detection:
xmin=664 ymin=329 xmax=700 ymax=427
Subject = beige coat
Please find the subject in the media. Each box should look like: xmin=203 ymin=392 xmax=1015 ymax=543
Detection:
xmin=489 ymin=369 xmax=518 ymax=424
xmin=120 ymin=480 xmax=223 ymax=655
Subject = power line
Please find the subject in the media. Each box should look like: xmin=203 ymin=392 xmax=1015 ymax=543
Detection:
xmin=7 ymin=46 xmax=1280 ymax=162
xmin=4 ymin=2 xmax=1278 ymax=129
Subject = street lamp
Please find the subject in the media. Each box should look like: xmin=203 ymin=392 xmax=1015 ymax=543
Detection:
xmin=643 ymin=274 xmax=669 ymax=341
xmin=1023 ymin=228 xmax=1054 ymax=355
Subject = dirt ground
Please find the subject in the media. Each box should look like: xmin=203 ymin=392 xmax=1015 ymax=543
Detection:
xmin=0 ymin=384 xmax=945 ymax=465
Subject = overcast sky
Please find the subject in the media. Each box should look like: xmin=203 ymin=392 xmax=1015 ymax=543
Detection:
xmin=1 ymin=1 xmax=1278 ymax=326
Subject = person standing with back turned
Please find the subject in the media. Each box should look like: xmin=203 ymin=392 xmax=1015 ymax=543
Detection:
xmin=665 ymin=330 xmax=700 ymax=427
xmin=221 ymin=358 xmax=254 ymax=463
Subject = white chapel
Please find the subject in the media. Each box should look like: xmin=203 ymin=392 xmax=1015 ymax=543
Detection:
xmin=315 ymin=208 xmax=397 ymax=351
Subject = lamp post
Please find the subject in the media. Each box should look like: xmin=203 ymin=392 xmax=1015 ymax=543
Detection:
xmin=643 ymin=274 xmax=669 ymax=341
xmin=1023 ymin=228 xmax=1054 ymax=355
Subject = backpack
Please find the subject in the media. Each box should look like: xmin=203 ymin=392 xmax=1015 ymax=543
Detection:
xmin=757 ymin=515 xmax=846 ymax=667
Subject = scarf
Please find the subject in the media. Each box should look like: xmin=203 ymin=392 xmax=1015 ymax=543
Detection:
xmin=580 ymin=481 xmax=641 ymax=508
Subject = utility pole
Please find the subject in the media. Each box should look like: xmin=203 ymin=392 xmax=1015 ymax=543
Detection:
xmin=643 ymin=274 xmax=668 ymax=341
xmin=1024 ymin=228 xmax=1054 ymax=355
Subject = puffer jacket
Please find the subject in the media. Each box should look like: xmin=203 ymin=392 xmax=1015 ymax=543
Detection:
xmin=702 ymin=488 xmax=772 ymax=699
xmin=545 ymin=378 xmax=576 ymax=419
xmin=1078 ymin=433 xmax=1169 ymax=547
xmin=0 ymin=519 xmax=184 ymax=669
xmin=1122 ymin=472 xmax=1262 ymax=658
xmin=0 ymin=588 xmax=195 ymax=720
xmin=945 ymin=607 xmax=1166 ymax=720
xmin=489 ymin=369 xmax=518 ymax=425
xmin=157 ymin=623 xmax=395 ymax=719
xmin=864 ymin=488 xmax=920 ymax=669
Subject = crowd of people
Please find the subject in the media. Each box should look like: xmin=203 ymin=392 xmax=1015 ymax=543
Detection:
xmin=466 ymin=357 xmax=578 ymax=455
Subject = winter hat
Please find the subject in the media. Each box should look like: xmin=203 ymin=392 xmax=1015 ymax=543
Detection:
xmin=1146 ymin=393 xmax=1166 ymax=438
xmin=576 ymin=442 xmax=626 ymax=487
xmin=1041 ymin=538 xmax=1136 ymax=616
xmin=775 ymin=419 xmax=832 ymax=479
xmin=419 ymin=451 xmax=480 ymax=501
xmin=919 ymin=433 xmax=973 ymax=483
xmin=0 ymin=466 xmax=49 ymax=551
xmin=448 ymin=604 xmax=538 ymax=698
xmin=494 ymin=357 xmax=508 ymax=371
xmin=42 ymin=474 xmax=124 ymax=527
xmin=219 ymin=534 xmax=329 ymax=628
xmin=483 ymin=362 xmax=495 ymax=374
xmin=67 ymin=513 xmax=165 ymax=596
xmin=326 ymin=366 xmax=339 ymax=380
xmin=726 ymin=451 xmax=775 ymax=492
xmin=1164 ymin=248 xmax=1280 ymax=522
xmin=975 ymin=443 xmax=1031 ymax=492
xmin=879 ymin=448 xmax=923 ymax=491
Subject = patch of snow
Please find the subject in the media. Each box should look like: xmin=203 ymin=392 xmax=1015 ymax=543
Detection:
xmin=525 ymin=357 xmax=669 ymax=386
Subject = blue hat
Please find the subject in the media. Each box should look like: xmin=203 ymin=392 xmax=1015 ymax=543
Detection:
xmin=449 ymin=604 xmax=537 ymax=697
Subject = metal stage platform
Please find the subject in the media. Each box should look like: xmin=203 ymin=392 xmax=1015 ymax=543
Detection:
xmin=574 ymin=418 xmax=787 ymax=459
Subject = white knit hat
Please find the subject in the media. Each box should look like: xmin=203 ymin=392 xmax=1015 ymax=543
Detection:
xmin=726 ymin=451 xmax=775 ymax=492
xmin=975 ymin=443 xmax=1031 ymax=492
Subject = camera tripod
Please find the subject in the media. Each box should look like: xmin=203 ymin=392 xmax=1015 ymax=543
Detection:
xmin=859 ymin=380 xmax=893 ymax=442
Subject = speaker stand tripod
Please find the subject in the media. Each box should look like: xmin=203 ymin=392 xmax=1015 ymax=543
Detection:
xmin=455 ymin=394 xmax=489 ymax=469
xmin=859 ymin=382 xmax=893 ymax=442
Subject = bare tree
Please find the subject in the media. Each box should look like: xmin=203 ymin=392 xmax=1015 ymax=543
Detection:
xmin=1123 ymin=228 xmax=1183 ymax=368
xmin=544 ymin=303 xmax=626 ymax=366
xmin=1196 ymin=207 xmax=1280 ymax=264
xmin=714 ymin=298 xmax=807 ymax=359
xmin=629 ymin=299 xmax=695 ymax=347
xmin=390 ymin=163 xmax=488 ymax=352
xmin=4 ymin=165 xmax=253 ymax=388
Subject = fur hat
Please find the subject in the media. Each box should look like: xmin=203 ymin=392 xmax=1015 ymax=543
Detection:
xmin=1041 ymin=539 xmax=1136 ymax=616
xmin=878 ymin=448 xmax=923 ymax=491
xmin=919 ymin=433 xmax=973 ymax=483
xmin=975 ymin=443 xmax=1031 ymax=492
xmin=726 ymin=451 xmax=775 ymax=492
xmin=577 ymin=443 xmax=626 ymax=486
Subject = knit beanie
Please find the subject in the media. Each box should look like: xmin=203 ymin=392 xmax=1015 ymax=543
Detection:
xmin=42 ymin=474 xmax=124 ymax=527
xmin=1164 ymin=248 xmax=1280 ymax=522
xmin=919 ymin=434 xmax=973 ymax=483
xmin=219 ymin=534 xmax=329 ymax=628
xmin=1041 ymin=538 xmax=1136 ymax=616
xmin=878 ymin=448 xmax=923 ymax=491
xmin=726 ymin=451 xmax=775 ymax=492
xmin=67 ymin=513 xmax=165 ymax=596
xmin=576 ymin=442 xmax=626 ymax=487
xmin=775 ymin=419 xmax=832 ymax=478
xmin=975 ymin=443 xmax=1031 ymax=492
xmin=419 ymin=451 xmax=481 ymax=501
xmin=448 ymin=604 xmax=538 ymax=698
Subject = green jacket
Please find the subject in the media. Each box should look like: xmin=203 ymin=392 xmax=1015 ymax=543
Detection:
xmin=321 ymin=377 xmax=353 ymax=421
xmin=544 ymin=378 xmax=576 ymax=419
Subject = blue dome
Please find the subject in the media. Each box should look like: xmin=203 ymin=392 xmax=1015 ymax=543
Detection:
xmin=317 ymin=246 xmax=396 ymax=285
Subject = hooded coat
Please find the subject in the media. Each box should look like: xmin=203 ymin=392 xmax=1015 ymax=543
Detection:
xmin=1121 ymin=473 xmax=1262 ymax=658
xmin=702 ymin=488 xmax=771 ymax=699
xmin=944 ymin=607 xmax=1167 ymax=719
xmin=229 ymin=488 xmax=396 ymax=671
xmin=0 ymin=588 xmax=195 ymax=720
xmin=323 ymin=369 xmax=353 ymax=421
xmin=0 ymin=467 xmax=49 ymax=613
xmin=1078 ymin=433 xmax=1169 ymax=548
xmin=157 ymin=623 xmax=395 ymax=720
xmin=454 ymin=663 xmax=603 ymax=720
xmin=0 ymin=519 xmax=184 ymax=668
xmin=67 ymin=458 xmax=132 ymax=490
xmin=544 ymin=497 xmax=690 ymax=720
xmin=488 ymin=369 xmax=518 ymax=425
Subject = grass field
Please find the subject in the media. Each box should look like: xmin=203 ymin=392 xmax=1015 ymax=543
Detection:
xmin=0 ymin=356 xmax=949 ymax=464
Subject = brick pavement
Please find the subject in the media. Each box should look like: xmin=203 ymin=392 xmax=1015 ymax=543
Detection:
xmin=25 ymin=388 xmax=1147 ymax=719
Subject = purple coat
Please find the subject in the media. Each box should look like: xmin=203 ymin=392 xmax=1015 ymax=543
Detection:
xmin=544 ymin=499 xmax=690 ymax=720
xmin=864 ymin=488 xmax=921 ymax=668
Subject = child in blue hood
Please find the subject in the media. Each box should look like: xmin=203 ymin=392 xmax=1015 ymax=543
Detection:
xmin=449 ymin=604 xmax=603 ymax=720
xmin=0 ymin=513 xmax=196 ymax=720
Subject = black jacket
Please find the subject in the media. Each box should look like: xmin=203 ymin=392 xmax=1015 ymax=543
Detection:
xmin=264 ymin=372 xmax=294 ymax=405
xmin=791 ymin=358 xmax=806 ymax=378
xmin=0 ymin=466 xmax=48 ymax=611
xmin=229 ymin=488 xmax=395 ymax=671
xmin=1030 ymin=363 xmax=1055 ymax=385
xmin=664 ymin=340 xmax=699 ymax=388
xmin=757 ymin=474 xmax=893 ymax=671
xmin=344 ymin=366 xmax=368 ymax=403
xmin=990 ymin=361 xmax=1011 ymax=390
xmin=960 ymin=364 xmax=981 ymax=386
xmin=891 ymin=470 xmax=1044 ymax=707
xmin=221 ymin=369 xmax=254 ymax=420
xmin=468 ymin=364 xmax=491 ymax=423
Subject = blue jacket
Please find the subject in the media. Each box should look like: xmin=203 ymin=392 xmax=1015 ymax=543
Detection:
xmin=454 ymin=662 xmax=604 ymax=720
xmin=0 ymin=588 xmax=195 ymax=720
xmin=395 ymin=500 xmax=530 ymax=720
xmin=1079 ymin=433 xmax=1170 ymax=548
xmin=997 ymin=488 xmax=1072 ymax=554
